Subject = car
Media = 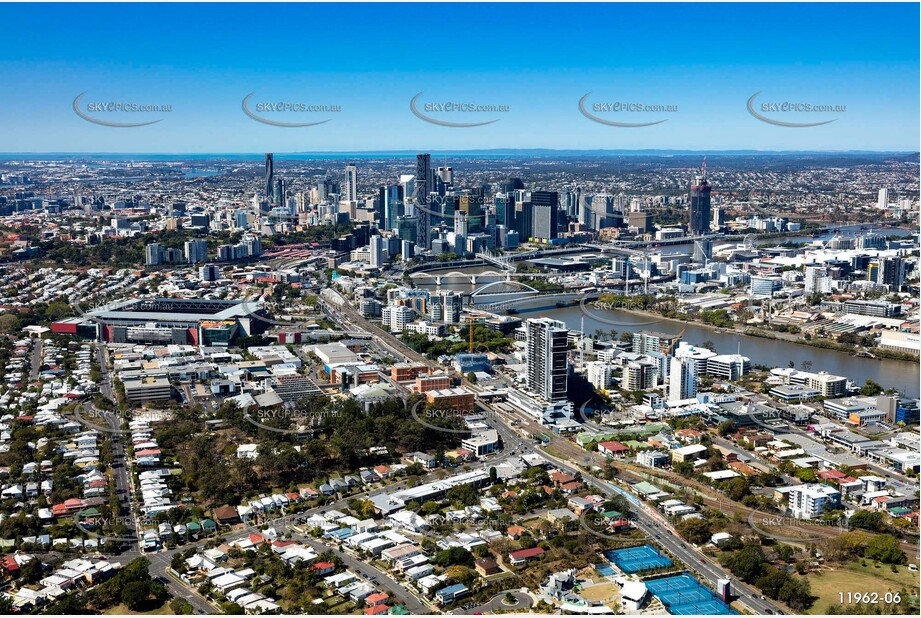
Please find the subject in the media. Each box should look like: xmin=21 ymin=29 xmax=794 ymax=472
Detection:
xmin=760 ymin=596 xmax=765 ymax=600
xmin=700 ymin=559 xmax=706 ymax=564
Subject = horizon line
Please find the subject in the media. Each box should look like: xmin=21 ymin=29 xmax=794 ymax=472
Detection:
xmin=0 ymin=148 xmax=918 ymax=157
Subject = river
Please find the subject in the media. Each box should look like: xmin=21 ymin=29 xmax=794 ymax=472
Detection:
xmin=410 ymin=267 xmax=920 ymax=397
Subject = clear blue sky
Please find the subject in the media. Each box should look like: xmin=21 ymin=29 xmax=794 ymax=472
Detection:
xmin=0 ymin=2 xmax=917 ymax=153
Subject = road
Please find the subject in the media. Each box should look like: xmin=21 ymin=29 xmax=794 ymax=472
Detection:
xmin=340 ymin=305 xmax=787 ymax=615
xmin=29 ymin=336 xmax=43 ymax=380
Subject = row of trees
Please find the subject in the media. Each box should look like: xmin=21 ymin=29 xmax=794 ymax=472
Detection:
xmin=723 ymin=543 xmax=814 ymax=610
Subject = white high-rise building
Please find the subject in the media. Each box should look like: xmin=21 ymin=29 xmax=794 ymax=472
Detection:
xmin=344 ymin=163 xmax=358 ymax=202
xmin=382 ymin=304 xmax=414 ymax=333
xmin=804 ymin=265 xmax=833 ymax=294
xmin=668 ymin=356 xmax=698 ymax=402
xmin=877 ymin=188 xmax=890 ymax=210
xmin=369 ymin=234 xmax=383 ymax=268
xmin=788 ymin=484 xmax=841 ymax=519
xmin=526 ymin=318 xmax=569 ymax=402
xmin=586 ymin=361 xmax=613 ymax=391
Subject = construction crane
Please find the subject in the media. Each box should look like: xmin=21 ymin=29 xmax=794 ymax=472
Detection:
xmin=664 ymin=327 xmax=687 ymax=355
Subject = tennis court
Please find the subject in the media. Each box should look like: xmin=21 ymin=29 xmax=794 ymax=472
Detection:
xmin=603 ymin=545 xmax=673 ymax=573
xmin=645 ymin=574 xmax=735 ymax=615
xmin=594 ymin=563 xmax=616 ymax=577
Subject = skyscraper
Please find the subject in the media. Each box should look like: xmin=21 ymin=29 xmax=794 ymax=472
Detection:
xmin=416 ymin=153 xmax=432 ymax=248
xmin=526 ymin=317 xmax=569 ymax=402
xmin=345 ymin=163 xmax=358 ymax=202
xmin=264 ymin=153 xmax=274 ymax=200
xmin=379 ymin=184 xmax=404 ymax=230
xmin=369 ymin=234 xmax=383 ymax=268
xmin=877 ymin=188 xmax=890 ymax=210
xmin=514 ymin=190 xmax=559 ymax=241
xmin=184 ymin=239 xmax=208 ymax=264
xmin=668 ymin=356 xmax=698 ymax=402
xmin=689 ymin=165 xmax=712 ymax=236
xmin=272 ymin=178 xmax=285 ymax=206
xmin=877 ymin=256 xmax=906 ymax=291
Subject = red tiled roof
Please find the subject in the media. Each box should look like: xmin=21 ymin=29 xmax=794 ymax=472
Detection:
xmin=364 ymin=605 xmax=389 ymax=615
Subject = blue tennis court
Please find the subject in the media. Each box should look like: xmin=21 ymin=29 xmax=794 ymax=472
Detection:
xmin=603 ymin=545 xmax=673 ymax=573
xmin=646 ymin=574 xmax=735 ymax=615
xmin=594 ymin=563 xmax=616 ymax=576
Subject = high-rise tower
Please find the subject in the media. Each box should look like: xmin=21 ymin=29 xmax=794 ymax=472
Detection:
xmin=264 ymin=153 xmax=274 ymax=200
xmin=416 ymin=153 xmax=432 ymax=248
xmin=526 ymin=317 xmax=569 ymax=402
xmin=689 ymin=159 xmax=711 ymax=236
xmin=344 ymin=163 xmax=358 ymax=202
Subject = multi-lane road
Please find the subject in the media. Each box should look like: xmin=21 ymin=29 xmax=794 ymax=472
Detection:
xmin=331 ymin=301 xmax=787 ymax=614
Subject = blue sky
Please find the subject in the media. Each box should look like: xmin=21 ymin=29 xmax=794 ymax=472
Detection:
xmin=0 ymin=2 xmax=917 ymax=153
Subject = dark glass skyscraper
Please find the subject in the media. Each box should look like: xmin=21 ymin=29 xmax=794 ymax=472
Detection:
xmin=415 ymin=153 xmax=432 ymax=247
xmin=264 ymin=153 xmax=274 ymax=200
xmin=689 ymin=169 xmax=711 ymax=236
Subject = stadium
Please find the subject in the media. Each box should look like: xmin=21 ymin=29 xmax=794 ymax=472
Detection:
xmin=52 ymin=298 xmax=267 ymax=346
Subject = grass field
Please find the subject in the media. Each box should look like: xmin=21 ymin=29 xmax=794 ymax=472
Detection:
xmin=578 ymin=582 xmax=620 ymax=603
xmin=806 ymin=561 xmax=920 ymax=614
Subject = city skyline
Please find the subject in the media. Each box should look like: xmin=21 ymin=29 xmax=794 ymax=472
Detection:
xmin=0 ymin=3 xmax=918 ymax=153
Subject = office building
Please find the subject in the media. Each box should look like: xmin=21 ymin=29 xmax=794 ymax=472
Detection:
xmin=345 ymin=163 xmax=358 ymax=202
xmin=199 ymin=264 xmax=220 ymax=282
xmin=526 ymin=318 xmax=569 ymax=402
xmin=264 ymin=153 xmax=274 ymax=200
xmin=369 ymin=234 xmax=383 ymax=268
xmin=416 ymin=153 xmax=432 ymax=247
xmin=145 ymin=243 xmax=162 ymax=267
xmin=688 ymin=167 xmax=711 ymax=235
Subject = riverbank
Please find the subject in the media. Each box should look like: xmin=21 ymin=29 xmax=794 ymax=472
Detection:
xmin=541 ymin=303 xmax=920 ymax=397
xmin=584 ymin=302 xmax=919 ymax=363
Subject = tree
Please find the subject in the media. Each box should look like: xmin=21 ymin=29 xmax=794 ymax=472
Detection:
xmin=778 ymin=576 xmax=813 ymax=610
xmin=859 ymin=379 xmax=884 ymax=397
xmin=756 ymin=568 xmax=789 ymax=599
xmin=865 ymin=534 xmax=906 ymax=565
xmin=848 ymin=510 xmax=885 ymax=532
xmin=170 ymin=598 xmax=194 ymax=615
xmin=722 ymin=477 xmax=751 ymax=502
xmin=676 ymin=517 xmax=712 ymax=545
xmin=725 ymin=544 xmax=767 ymax=583
xmin=717 ymin=420 xmax=737 ymax=437
xmin=434 ymin=546 xmax=474 ymax=568
xmin=121 ymin=580 xmax=151 ymax=611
